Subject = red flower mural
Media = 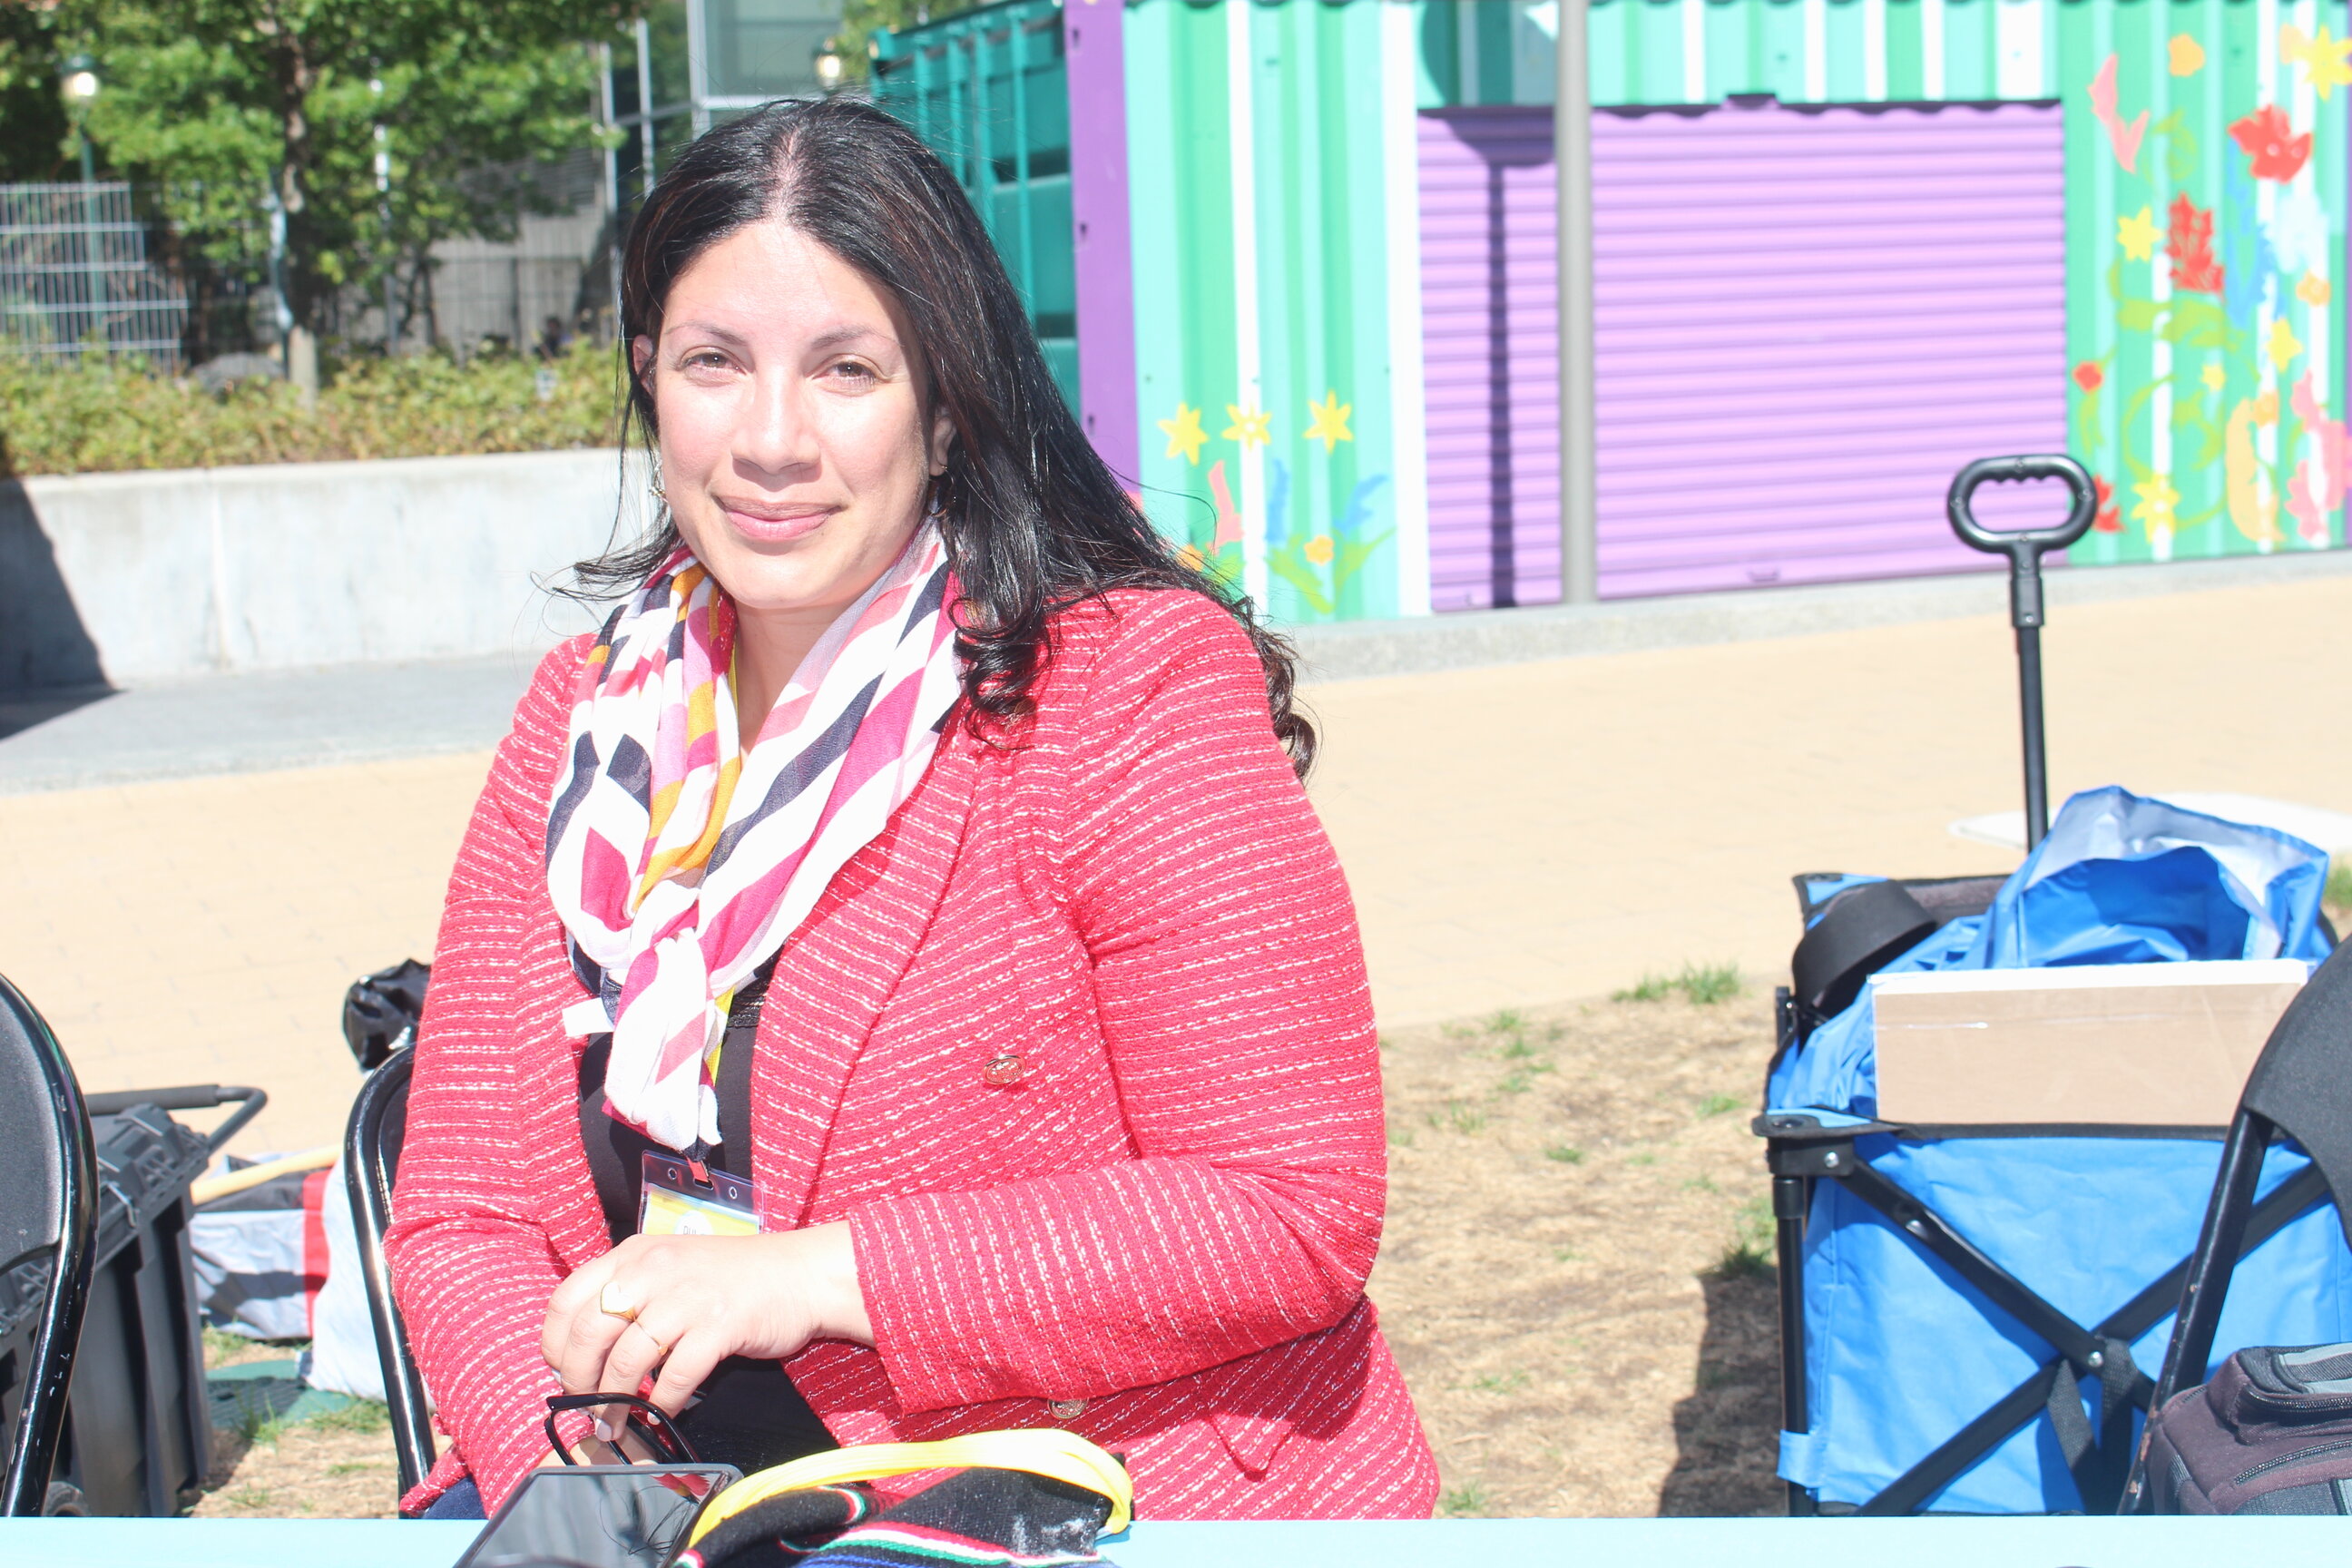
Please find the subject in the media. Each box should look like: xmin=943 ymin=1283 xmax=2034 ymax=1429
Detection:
xmin=2229 ymin=103 xmax=2313 ymax=181
xmin=2073 ymin=361 xmax=2105 ymax=393
xmin=2092 ymin=474 xmax=2122 ymax=533
xmin=2169 ymin=194 xmax=2225 ymax=295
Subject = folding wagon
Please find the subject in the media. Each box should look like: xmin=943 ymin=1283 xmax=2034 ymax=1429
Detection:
xmin=1755 ymin=458 xmax=2352 ymax=1514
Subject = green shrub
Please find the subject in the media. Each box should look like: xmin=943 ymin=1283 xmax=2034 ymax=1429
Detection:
xmin=0 ymin=342 xmax=623 ymax=476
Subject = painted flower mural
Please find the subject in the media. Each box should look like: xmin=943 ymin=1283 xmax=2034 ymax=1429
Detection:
xmin=2229 ymin=104 xmax=2313 ymax=182
xmin=2068 ymin=25 xmax=2347 ymax=566
xmin=2092 ymin=474 xmax=2122 ymax=534
xmin=1151 ymin=386 xmax=1394 ymax=618
xmin=2168 ymin=194 xmax=2226 ymax=295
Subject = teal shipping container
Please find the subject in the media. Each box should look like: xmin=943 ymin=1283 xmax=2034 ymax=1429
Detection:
xmin=872 ymin=1 xmax=1082 ymax=404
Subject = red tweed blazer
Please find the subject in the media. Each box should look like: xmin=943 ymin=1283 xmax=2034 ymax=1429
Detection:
xmin=386 ymin=588 xmax=1438 ymax=1519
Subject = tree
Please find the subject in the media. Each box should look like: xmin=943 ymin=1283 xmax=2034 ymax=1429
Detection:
xmin=0 ymin=4 xmax=76 ymax=182
xmin=56 ymin=0 xmax=642 ymax=345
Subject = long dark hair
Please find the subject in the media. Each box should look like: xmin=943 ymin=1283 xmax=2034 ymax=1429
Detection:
xmin=573 ymin=96 xmax=1314 ymax=776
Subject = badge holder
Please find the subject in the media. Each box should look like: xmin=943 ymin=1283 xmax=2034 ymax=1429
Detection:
xmin=639 ymin=1150 xmax=760 ymax=1238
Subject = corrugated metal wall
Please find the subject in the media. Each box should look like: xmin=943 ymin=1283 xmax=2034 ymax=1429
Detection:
xmin=1418 ymin=97 xmax=2068 ymax=603
xmin=872 ymin=1 xmax=1081 ymax=405
xmin=1592 ymin=99 xmax=2069 ymax=594
xmin=1414 ymin=0 xmax=2070 ymax=111
xmin=1419 ymin=108 xmax=1562 ymax=609
xmin=2063 ymin=0 xmax=2350 ymax=564
xmin=1124 ymin=0 xmax=1429 ymax=622
xmin=1588 ymin=0 xmax=2064 ymax=107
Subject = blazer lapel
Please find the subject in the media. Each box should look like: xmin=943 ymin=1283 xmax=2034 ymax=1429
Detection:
xmin=747 ymin=735 xmax=983 ymax=1229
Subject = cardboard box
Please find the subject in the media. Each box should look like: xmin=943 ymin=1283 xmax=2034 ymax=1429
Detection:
xmin=1870 ymin=959 xmax=2310 ymax=1128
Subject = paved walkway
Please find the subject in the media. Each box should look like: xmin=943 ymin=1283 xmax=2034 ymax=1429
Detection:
xmin=4 ymin=565 xmax=2347 ymax=1152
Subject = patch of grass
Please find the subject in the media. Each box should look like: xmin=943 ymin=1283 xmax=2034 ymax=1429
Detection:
xmin=1677 ymin=961 xmax=1742 ymax=1004
xmin=1465 ymin=1370 xmax=1529 ymax=1395
xmin=308 ymin=1399 xmax=392 ymax=1436
xmin=1387 ymin=1123 xmax=1416 ymax=1148
xmin=1682 ymin=1174 xmax=1720 ymax=1195
xmin=1495 ymin=1064 xmax=1553 ymax=1095
xmin=1615 ymin=962 xmax=1743 ymax=1006
xmin=1553 ymin=1246 xmax=1583 ymax=1263
xmin=1696 ymin=1092 xmax=1744 ymax=1119
xmin=1438 ymin=1481 xmax=1490 ymax=1517
xmin=326 ymin=1460 xmax=390 ymax=1477
xmin=220 ymin=1486 xmax=275 ymax=1511
xmin=2330 ymin=859 xmax=2352 ymax=909
xmin=1625 ymin=1152 xmax=1657 ymax=1167
xmin=1696 ymin=1363 xmax=1737 ymax=1389
xmin=1712 ymin=1195 xmax=1777 ymax=1279
xmin=1544 ymin=1144 xmax=1585 ymax=1164
xmin=1485 ymin=1008 xmax=1524 ymax=1035
xmin=1436 ymin=1101 xmax=1486 ymax=1136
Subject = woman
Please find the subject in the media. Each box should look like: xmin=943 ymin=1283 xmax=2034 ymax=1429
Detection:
xmin=385 ymin=96 xmax=1436 ymax=1522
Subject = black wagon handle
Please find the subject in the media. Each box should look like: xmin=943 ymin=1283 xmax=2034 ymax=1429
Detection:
xmin=1945 ymin=453 xmax=2096 ymax=853
xmin=1945 ymin=454 xmax=2097 ymax=631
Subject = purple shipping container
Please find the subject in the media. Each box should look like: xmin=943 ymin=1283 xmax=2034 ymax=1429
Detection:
xmin=1418 ymin=99 xmax=2070 ymax=606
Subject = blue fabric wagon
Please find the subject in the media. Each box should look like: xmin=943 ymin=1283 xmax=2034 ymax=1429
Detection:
xmin=1761 ymin=788 xmax=2347 ymax=1514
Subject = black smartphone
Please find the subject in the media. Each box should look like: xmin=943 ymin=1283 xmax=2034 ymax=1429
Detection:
xmin=452 ymin=1464 xmax=743 ymax=1568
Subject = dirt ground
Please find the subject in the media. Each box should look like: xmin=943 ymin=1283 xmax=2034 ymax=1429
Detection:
xmin=195 ymin=1332 xmax=402 ymax=1519
xmin=193 ymin=985 xmax=1784 ymax=1521
xmin=1368 ymin=987 xmax=1782 ymax=1518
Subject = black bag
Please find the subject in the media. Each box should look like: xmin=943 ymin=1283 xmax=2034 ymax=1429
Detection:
xmin=343 ymin=958 xmax=430 ymax=1071
xmin=2147 ymin=1343 xmax=2352 ymax=1514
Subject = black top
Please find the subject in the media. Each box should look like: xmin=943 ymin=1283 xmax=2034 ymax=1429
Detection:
xmin=576 ymin=961 xmax=838 ymax=1475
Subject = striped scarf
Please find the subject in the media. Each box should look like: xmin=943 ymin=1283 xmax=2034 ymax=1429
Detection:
xmin=546 ymin=525 xmax=962 ymax=1153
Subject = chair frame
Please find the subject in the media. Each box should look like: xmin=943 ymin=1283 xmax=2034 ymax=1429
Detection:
xmin=0 ymin=974 xmax=96 ymax=1518
xmin=2118 ymin=939 xmax=2352 ymax=1511
xmin=345 ymin=1045 xmax=438 ymax=1499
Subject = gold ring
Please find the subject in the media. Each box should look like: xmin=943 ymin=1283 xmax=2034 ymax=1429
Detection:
xmin=599 ymin=1281 xmax=639 ymax=1321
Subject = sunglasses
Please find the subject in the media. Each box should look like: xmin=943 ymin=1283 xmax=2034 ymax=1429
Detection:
xmin=543 ymin=1390 xmax=704 ymax=1467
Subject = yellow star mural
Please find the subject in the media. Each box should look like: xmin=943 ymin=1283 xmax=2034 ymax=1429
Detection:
xmin=1158 ymin=402 xmax=1207 ymax=466
xmin=1222 ymin=403 xmax=1272 ymax=449
xmin=2282 ymin=23 xmax=2352 ymax=102
xmin=2202 ymin=362 xmax=2226 ymax=391
xmin=2269 ymin=317 xmax=2305 ymax=371
xmin=2116 ymin=206 xmax=2161 ymax=262
xmin=2169 ymin=34 xmax=2204 ymax=76
xmin=1301 ymin=390 xmax=1354 ymax=455
xmin=2132 ymin=475 xmax=2180 ymax=531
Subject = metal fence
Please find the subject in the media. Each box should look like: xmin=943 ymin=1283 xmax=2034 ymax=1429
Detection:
xmin=0 ymin=182 xmax=189 ymax=368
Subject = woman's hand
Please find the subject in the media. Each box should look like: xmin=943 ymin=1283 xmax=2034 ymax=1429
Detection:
xmin=540 ymin=1221 xmax=872 ymax=1418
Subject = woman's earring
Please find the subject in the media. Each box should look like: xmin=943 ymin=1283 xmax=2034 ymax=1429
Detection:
xmin=648 ymin=454 xmax=668 ymax=510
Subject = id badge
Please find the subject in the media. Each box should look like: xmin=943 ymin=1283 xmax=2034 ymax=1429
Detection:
xmin=638 ymin=1151 xmax=760 ymax=1238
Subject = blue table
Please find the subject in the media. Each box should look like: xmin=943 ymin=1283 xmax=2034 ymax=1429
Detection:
xmin=4 ymin=1515 xmax=2349 ymax=1566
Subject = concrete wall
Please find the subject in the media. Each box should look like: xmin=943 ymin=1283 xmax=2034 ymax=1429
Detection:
xmin=0 ymin=449 xmax=652 ymax=688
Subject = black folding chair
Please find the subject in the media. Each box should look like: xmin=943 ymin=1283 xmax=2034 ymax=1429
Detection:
xmin=0 ymin=974 xmax=96 ymax=1518
xmin=345 ymin=1045 xmax=437 ymax=1499
xmin=2119 ymin=937 xmax=2352 ymax=1511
